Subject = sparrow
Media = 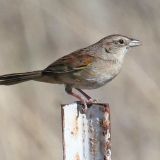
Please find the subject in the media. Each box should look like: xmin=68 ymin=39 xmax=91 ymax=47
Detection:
xmin=0 ymin=34 xmax=141 ymax=111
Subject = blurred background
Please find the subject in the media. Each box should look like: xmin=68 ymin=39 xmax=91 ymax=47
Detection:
xmin=0 ymin=0 xmax=159 ymax=159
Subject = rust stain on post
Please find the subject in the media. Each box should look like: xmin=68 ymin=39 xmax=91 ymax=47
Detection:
xmin=71 ymin=117 xmax=79 ymax=137
xmin=61 ymin=102 xmax=111 ymax=160
xmin=75 ymin=153 xmax=80 ymax=160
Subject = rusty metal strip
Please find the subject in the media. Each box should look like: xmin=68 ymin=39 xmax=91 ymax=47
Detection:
xmin=61 ymin=102 xmax=111 ymax=160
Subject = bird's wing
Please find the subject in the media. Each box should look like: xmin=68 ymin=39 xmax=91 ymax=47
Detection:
xmin=43 ymin=50 xmax=95 ymax=74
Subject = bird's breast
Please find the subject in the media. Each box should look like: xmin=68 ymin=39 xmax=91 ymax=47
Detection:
xmin=74 ymin=58 xmax=123 ymax=89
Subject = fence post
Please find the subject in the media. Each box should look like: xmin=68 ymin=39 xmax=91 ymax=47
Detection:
xmin=61 ymin=102 xmax=111 ymax=160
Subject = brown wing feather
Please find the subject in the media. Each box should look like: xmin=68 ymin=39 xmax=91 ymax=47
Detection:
xmin=43 ymin=50 xmax=95 ymax=74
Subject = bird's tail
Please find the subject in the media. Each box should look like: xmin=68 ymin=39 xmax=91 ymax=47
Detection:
xmin=0 ymin=70 xmax=42 ymax=85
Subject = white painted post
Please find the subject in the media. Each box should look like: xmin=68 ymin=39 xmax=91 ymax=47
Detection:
xmin=61 ymin=102 xmax=111 ymax=160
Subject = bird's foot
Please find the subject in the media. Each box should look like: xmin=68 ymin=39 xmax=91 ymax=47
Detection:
xmin=81 ymin=99 xmax=97 ymax=113
xmin=65 ymin=86 xmax=97 ymax=113
xmin=87 ymin=98 xmax=97 ymax=104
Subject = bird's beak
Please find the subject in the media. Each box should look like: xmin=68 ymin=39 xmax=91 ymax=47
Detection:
xmin=129 ymin=39 xmax=141 ymax=47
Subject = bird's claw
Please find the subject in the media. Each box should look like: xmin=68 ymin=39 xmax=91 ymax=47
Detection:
xmin=87 ymin=98 xmax=97 ymax=104
xmin=81 ymin=98 xmax=97 ymax=113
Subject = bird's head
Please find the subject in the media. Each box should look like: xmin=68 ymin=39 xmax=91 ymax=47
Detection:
xmin=101 ymin=34 xmax=141 ymax=56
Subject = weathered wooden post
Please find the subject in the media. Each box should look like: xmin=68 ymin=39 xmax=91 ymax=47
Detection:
xmin=61 ymin=102 xmax=111 ymax=160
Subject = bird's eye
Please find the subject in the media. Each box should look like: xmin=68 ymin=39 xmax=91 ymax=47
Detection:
xmin=118 ymin=39 xmax=124 ymax=44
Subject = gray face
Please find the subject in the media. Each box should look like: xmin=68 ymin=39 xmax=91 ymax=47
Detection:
xmin=102 ymin=34 xmax=141 ymax=55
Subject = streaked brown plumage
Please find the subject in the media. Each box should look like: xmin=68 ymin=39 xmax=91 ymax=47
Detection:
xmin=0 ymin=34 xmax=141 ymax=111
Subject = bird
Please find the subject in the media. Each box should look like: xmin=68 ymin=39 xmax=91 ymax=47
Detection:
xmin=0 ymin=34 xmax=141 ymax=111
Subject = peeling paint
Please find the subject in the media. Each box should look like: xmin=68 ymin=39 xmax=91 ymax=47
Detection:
xmin=71 ymin=117 xmax=79 ymax=137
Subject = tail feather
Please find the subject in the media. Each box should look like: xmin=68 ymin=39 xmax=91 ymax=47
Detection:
xmin=0 ymin=71 xmax=42 ymax=85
